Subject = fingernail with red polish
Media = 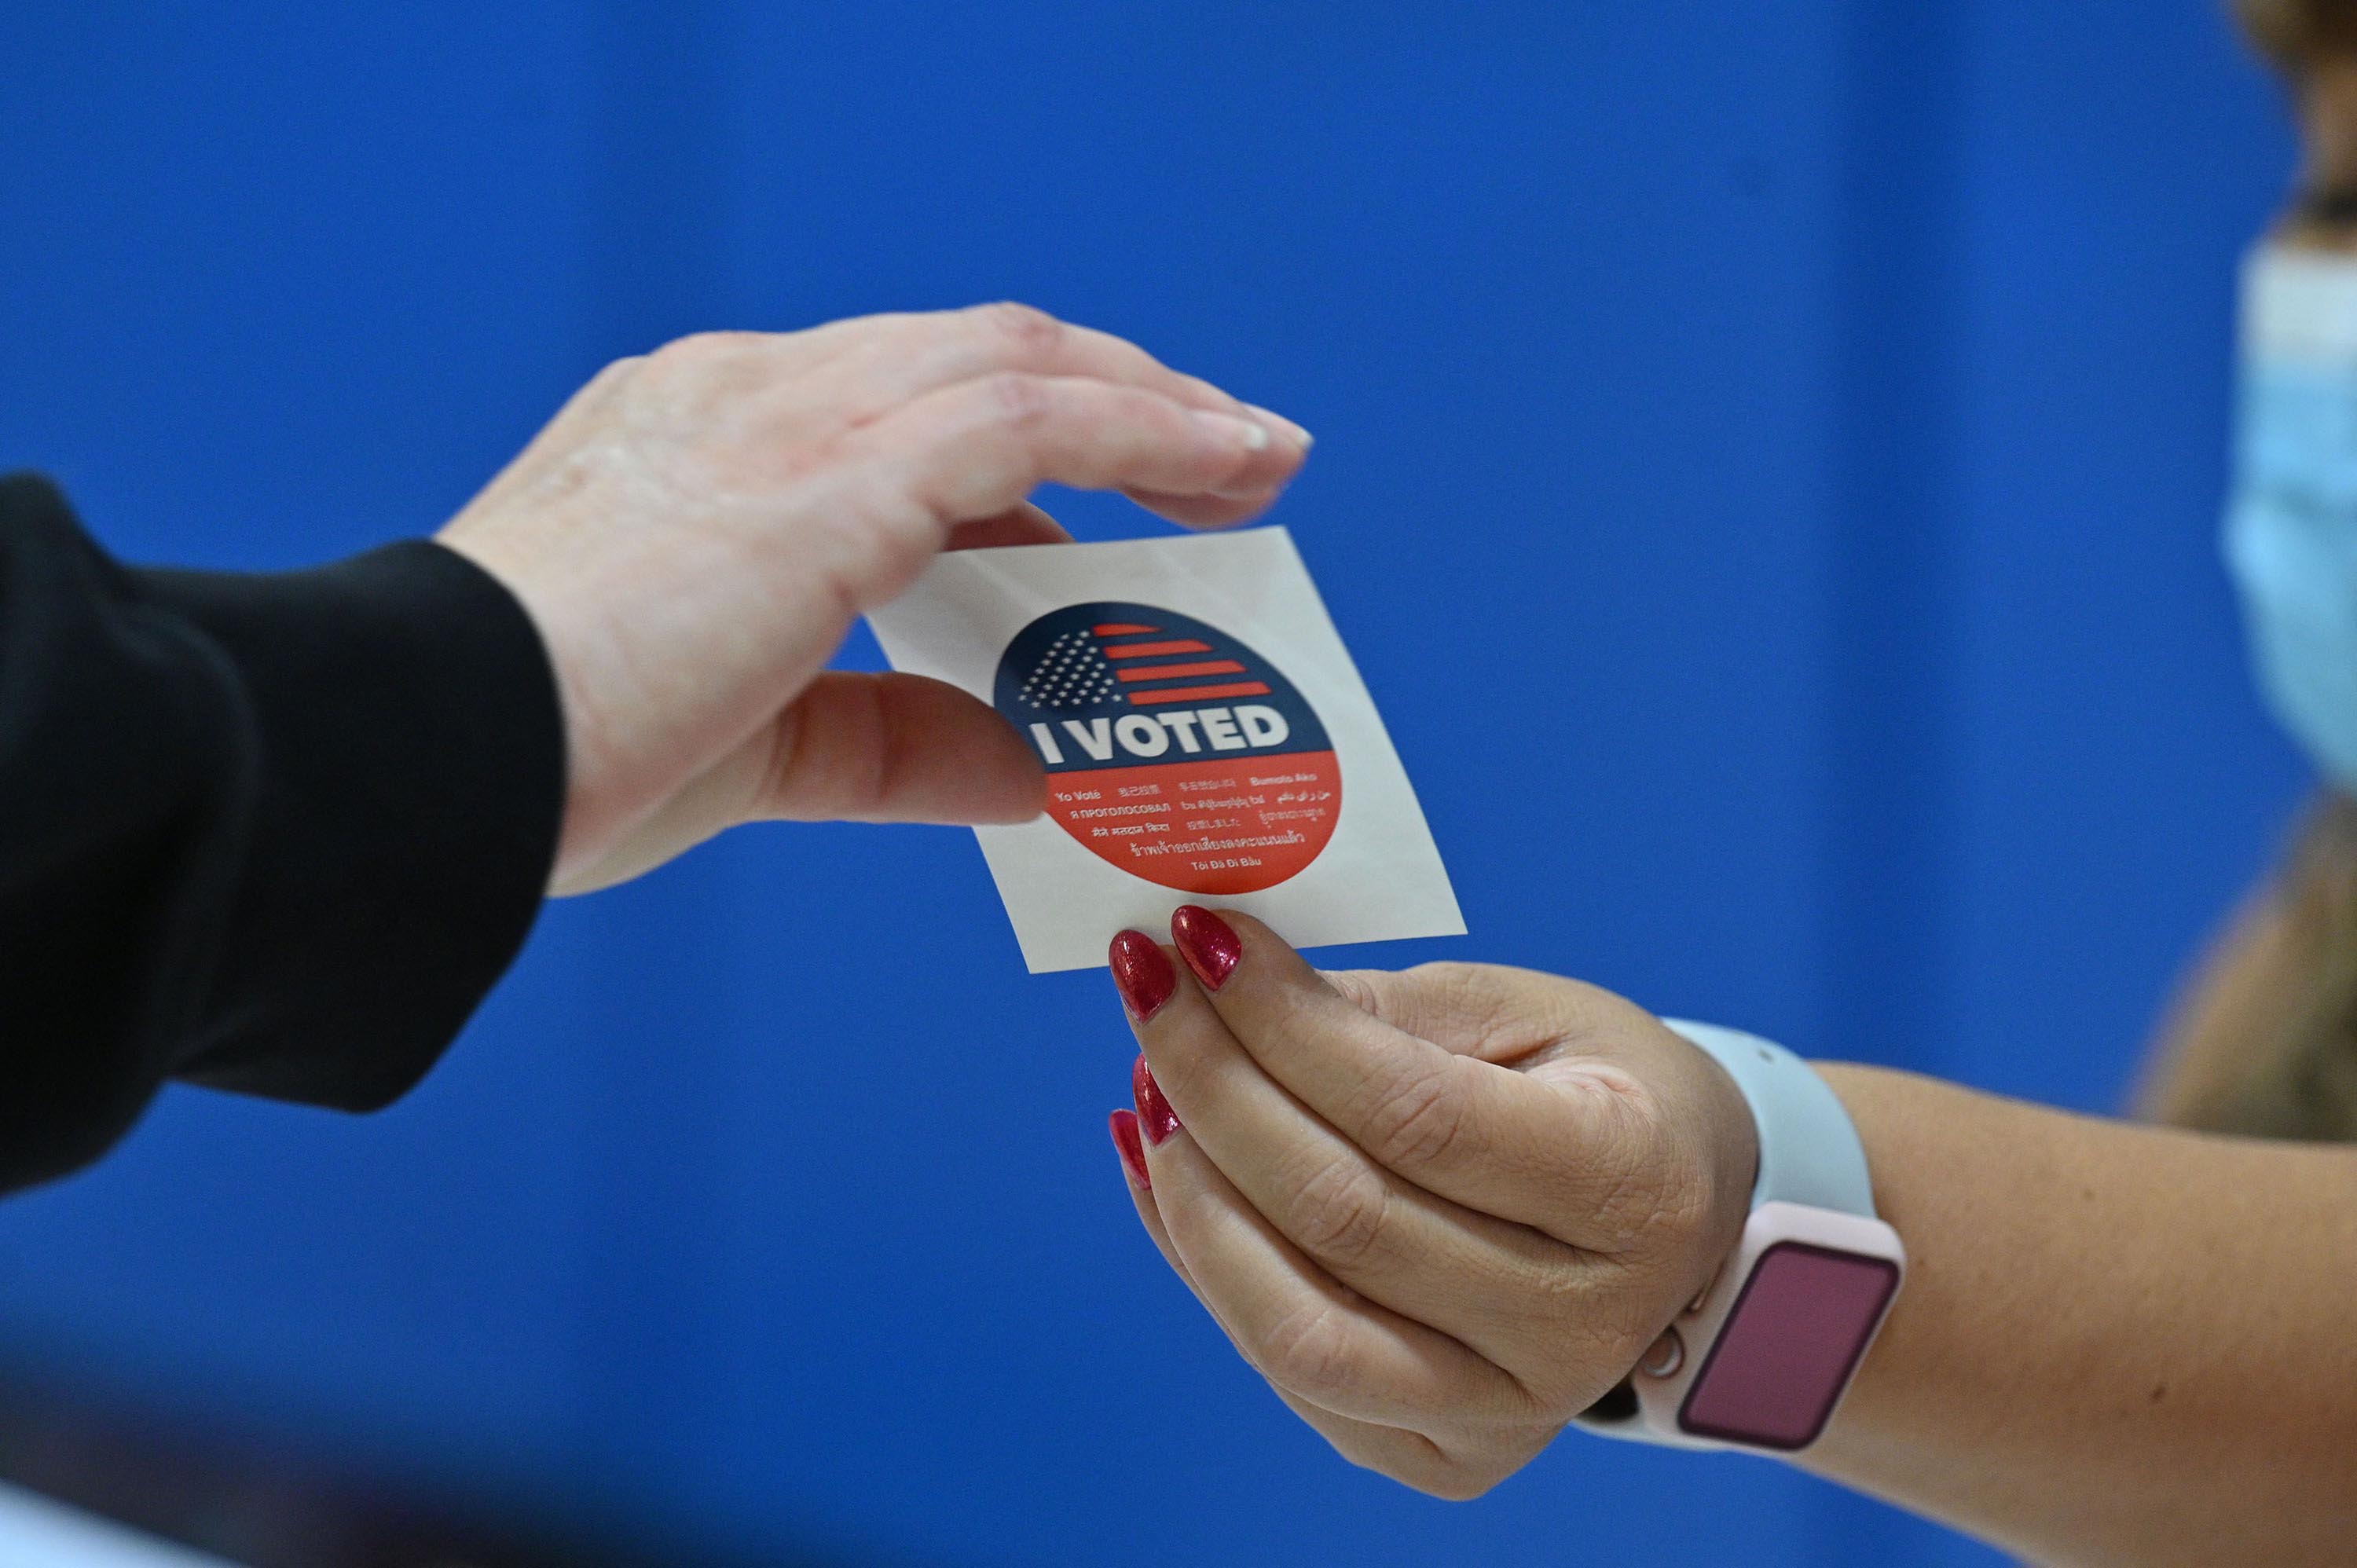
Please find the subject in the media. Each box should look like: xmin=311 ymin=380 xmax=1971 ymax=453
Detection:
xmin=1109 ymin=1109 xmax=1150 ymax=1189
xmin=1133 ymin=1056 xmax=1183 ymax=1147
xmin=1171 ymin=905 xmax=1243 ymax=991
xmin=1109 ymin=929 xmax=1177 ymax=1020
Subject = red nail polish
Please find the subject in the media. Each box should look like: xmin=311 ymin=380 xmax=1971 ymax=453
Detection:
xmin=1109 ymin=930 xmax=1177 ymax=1020
xmin=1133 ymin=1056 xmax=1183 ymax=1146
xmin=1109 ymin=1109 xmax=1150 ymax=1189
xmin=1171 ymin=906 xmax=1242 ymax=991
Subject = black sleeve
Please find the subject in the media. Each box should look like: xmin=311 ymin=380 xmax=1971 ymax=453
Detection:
xmin=0 ymin=472 xmax=564 ymax=1193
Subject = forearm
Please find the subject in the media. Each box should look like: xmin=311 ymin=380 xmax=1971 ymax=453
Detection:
xmin=1802 ymin=1064 xmax=2357 ymax=1566
xmin=0 ymin=474 xmax=561 ymax=1189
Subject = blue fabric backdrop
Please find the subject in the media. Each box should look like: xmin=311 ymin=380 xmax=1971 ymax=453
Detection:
xmin=0 ymin=3 xmax=2310 ymax=1563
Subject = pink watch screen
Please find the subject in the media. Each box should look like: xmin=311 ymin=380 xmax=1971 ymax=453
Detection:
xmin=1678 ymin=1241 xmax=1899 ymax=1450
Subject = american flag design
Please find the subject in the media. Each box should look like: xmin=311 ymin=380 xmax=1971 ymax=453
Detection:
xmin=992 ymin=602 xmax=1341 ymax=895
xmin=1013 ymin=625 xmax=1126 ymax=711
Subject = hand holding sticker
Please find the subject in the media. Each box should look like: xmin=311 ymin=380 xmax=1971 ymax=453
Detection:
xmin=871 ymin=529 xmax=1462 ymax=971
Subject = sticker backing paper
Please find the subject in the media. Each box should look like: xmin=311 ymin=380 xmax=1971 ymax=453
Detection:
xmin=868 ymin=528 xmax=1464 ymax=973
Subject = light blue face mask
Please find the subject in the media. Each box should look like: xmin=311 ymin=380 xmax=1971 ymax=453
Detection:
xmin=2226 ymin=247 xmax=2357 ymax=794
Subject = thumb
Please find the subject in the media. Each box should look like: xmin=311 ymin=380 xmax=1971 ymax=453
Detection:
xmin=549 ymin=672 xmax=1039 ymax=896
xmin=756 ymin=670 xmax=1044 ymax=823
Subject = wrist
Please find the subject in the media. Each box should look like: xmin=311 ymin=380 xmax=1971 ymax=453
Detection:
xmin=1577 ymin=1026 xmax=1904 ymax=1454
xmin=1694 ymin=1034 xmax=1765 ymax=1262
xmin=434 ymin=529 xmax=669 ymax=890
xmin=431 ymin=530 xmax=599 ymax=871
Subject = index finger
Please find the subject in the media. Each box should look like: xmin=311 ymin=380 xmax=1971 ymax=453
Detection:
xmin=827 ymin=302 xmax=1314 ymax=449
xmin=849 ymin=372 xmax=1304 ymax=555
xmin=1167 ymin=907 xmax=1677 ymax=1253
xmin=1112 ymin=1115 xmax=1481 ymax=1497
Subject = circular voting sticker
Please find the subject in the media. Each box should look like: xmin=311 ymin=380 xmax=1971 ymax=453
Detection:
xmin=993 ymin=602 xmax=1342 ymax=895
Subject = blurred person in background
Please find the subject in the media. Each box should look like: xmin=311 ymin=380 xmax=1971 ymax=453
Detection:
xmin=2141 ymin=0 xmax=2357 ymax=1141
xmin=1098 ymin=5 xmax=2357 ymax=1566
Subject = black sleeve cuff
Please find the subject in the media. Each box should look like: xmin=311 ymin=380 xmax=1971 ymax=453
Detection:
xmin=137 ymin=541 xmax=565 ymax=1112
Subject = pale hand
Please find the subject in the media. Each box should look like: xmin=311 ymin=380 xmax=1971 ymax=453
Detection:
xmin=437 ymin=305 xmax=1310 ymax=894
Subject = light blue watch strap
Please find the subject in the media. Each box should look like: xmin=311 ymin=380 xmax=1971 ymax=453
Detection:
xmin=1662 ymin=1020 xmax=1877 ymax=1218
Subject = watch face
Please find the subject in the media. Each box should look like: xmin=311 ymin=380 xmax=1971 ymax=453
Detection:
xmin=1677 ymin=1241 xmax=1901 ymax=1450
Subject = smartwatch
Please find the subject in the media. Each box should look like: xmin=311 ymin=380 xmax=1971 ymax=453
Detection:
xmin=1574 ymin=1021 xmax=1904 ymax=1454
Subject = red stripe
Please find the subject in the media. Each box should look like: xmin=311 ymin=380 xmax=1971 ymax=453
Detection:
xmin=1126 ymin=681 xmax=1271 ymax=706
xmin=1091 ymin=622 xmax=1161 ymax=636
xmin=1116 ymin=660 xmax=1246 ymax=683
xmin=1102 ymin=639 xmax=1211 ymax=660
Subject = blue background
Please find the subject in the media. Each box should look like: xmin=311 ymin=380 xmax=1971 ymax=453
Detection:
xmin=0 ymin=2 xmax=2314 ymax=1563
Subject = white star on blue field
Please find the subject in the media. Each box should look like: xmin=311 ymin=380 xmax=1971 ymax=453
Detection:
xmin=1016 ymin=630 xmax=1124 ymax=712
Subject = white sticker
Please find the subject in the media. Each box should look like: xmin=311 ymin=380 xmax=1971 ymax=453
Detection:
xmin=868 ymin=527 xmax=1464 ymax=973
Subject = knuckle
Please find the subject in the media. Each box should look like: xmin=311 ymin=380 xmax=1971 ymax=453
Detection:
xmin=1357 ymin=1062 xmax=1470 ymax=1174
xmin=1523 ymin=1256 xmax=1602 ymax=1320
xmin=797 ymin=672 xmax=896 ymax=816
xmin=1350 ymin=1447 xmax=1464 ymax=1499
xmin=1318 ymin=1427 xmax=1429 ymax=1493
xmin=646 ymin=330 xmax=737 ymax=370
xmin=1281 ymin=1152 xmax=1393 ymax=1269
xmin=974 ymin=300 xmax=1065 ymax=359
xmin=1555 ymin=1073 xmax=1683 ymax=1247
xmin=638 ymin=332 xmax=772 ymax=396
xmin=977 ymin=370 xmax=1053 ymax=433
xmin=1321 ymin=969 xmax=1378 ymax=1012
xmin=1255 ymin=1299 xmax=1362 ymax=1400
xmin=1631 ymin=1163 xmax=1717 ymax=1258
xmin=1420 ymin=1467 xmax=1501 ymax=1503
xmin=1175 ymin=370 xmax=1231 ymax=406
xmin=1586 ymin=1142 xmax=1673 ymax=1251
xmin=1409 ymin=962 xmax=1519 ymax=1027
xmin=1328 ymin=1442 xmax=1398 ymax=1484
xmin=591 ymin=353 xmax=647 ymax=386
xmin=1138 ymin=1041 xmax=1208 ymax=1113
xmin=1524 ymin=1310 xmax=1643 ymax=1413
